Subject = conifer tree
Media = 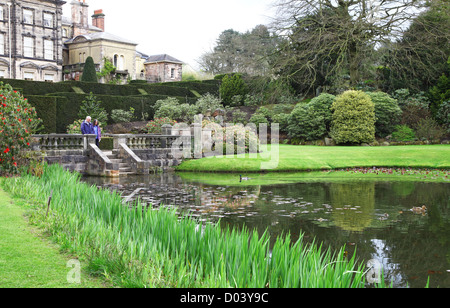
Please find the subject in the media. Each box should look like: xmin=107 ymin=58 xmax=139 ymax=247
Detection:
xmin=81 ymin=56 xmax=98 ymax=83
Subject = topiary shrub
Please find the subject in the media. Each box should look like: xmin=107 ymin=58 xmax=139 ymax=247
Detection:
xmin=330 ymin=90 xmax=375 ymax=144
xmin=81 ymin=56 xmax=98 ymax=83
xmin=0 ymin=83 xmax=42 ymax=174
xmin=366 ymin=91 xmax=402 ymax=138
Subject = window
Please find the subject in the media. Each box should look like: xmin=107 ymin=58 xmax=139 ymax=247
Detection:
xmin=44 ymin=74 xmax=54 ymax=82
xmin=0 ymin=70 xmax=5 ymax=78
xmin=44 ymin=40 xmax=53 ymax=60
xmin=170 ymin=68 xmax=175 ymax=79
xmin=0 ymin=6 xmax=4 ymax=21
xmin=0 ymin=33 xmax=4 ymax=54
xmin=63 ymin=28 xmax=68 ymax=37
xmin=43 ymin=13 xmax=53 ymax=27
xmin=118 ymin=55 xmax=124 ymax=71
xmin=23 ymin=9 xmax=33 ymax=24
xmin=24 ymin=72 xmax=34 ymax=80
xmin=23 ymin=37 xmax=34 ymax=57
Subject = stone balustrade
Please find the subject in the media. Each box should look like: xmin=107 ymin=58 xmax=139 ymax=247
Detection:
xmin=29 ymin=124 xmax=215 ymax=177
xmin=31 ymin=134 xmax=96 ymax=151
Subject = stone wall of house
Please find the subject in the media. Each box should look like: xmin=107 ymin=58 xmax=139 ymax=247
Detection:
xmin=145 ymin=62 xmax=182 ymax=83
xmin=0 ymin=0 xmax=64 ymax=81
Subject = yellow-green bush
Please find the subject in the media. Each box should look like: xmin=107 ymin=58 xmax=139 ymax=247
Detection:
xmin=331 ymin=90 xmax=375 ymax=144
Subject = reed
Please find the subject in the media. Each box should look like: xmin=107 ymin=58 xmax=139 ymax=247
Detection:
xmin=1 ymin=164 xmax=375 ymax=288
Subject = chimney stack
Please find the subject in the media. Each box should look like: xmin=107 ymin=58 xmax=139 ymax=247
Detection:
xmin=71 ymin=0 xmax=89 ymax=36
xmin=92 ymin=9 xmax=105 ymax=31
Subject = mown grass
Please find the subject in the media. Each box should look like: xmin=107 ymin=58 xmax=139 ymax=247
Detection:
xmin=0 ymin=165 xmax=380 ymax=288
xmin=0 ymin=189 xmax=106 ymax=288
xmin=176 ymin=145 xmax=450 ymax=173
xmin=178 ymin=168 xmax=450 ymax=186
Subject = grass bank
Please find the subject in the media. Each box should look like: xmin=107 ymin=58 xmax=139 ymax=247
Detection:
xmin=178 ymin=168 xmax=450 ymax=187
xmin=176 ymin=145 xmax=450 ymax=173
xmin=0 ymin=188 xmax=105 ymax=288
xmin=1 ymin=165 xmax=378 ymax=288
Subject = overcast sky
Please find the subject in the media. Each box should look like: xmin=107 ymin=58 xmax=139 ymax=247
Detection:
xmin=63 ymin=0 xmax=276 ymax=70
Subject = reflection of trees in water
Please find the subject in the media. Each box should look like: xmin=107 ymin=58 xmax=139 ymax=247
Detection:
xmin=330 ymin=182 xmax=375 ymax=232
xmin=82 ymin=175 xmax=450 ymax=288
xmin=375 ymin=183 xmax=450 ymax=288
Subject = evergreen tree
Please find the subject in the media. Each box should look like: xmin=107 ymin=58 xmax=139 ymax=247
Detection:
xmin=219 ymin=74 xmax=248 ymax=106
xmin=78 ymin=92 xmax=108 ymax=124
xmin=81 ymin=56 xmax=98 ymax=83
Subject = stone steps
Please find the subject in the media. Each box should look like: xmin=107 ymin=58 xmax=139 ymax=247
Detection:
xmin=101 ymin=149 xmax=182 ymax=176
xmin=103 ymin=151 xmax=133 ymax=175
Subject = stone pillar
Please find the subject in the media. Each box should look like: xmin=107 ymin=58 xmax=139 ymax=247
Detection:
xmin=161 ymin=124 xmax=172 ymax=136
xmin=191 ymin=123 xmax=202 ymax=159
xmin=113 ymin=134 xmax=128 ymax=150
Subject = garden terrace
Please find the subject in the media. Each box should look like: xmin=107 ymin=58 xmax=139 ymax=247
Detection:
xmin=1 ymin=78 xmax=220 ymax=134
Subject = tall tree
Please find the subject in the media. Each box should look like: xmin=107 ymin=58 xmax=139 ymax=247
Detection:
xmin=271 ymin=0 xmax=429 ymax=92
xmin=198 ymin=25 xmax=280 ymax=76
xmin=379 ymin=0 xmax=450 ymax=92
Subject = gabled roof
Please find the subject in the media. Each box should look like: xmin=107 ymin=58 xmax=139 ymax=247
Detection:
xmin=144 ymin=54 xmax=183 ymax=64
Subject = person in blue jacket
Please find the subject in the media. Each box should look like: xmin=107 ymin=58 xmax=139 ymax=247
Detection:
xmin=80 ymin=116 xmax=95 ymax=135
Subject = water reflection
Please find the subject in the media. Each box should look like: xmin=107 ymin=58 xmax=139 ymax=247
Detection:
xmin=82 ymin=173 xmax=450 ymax=288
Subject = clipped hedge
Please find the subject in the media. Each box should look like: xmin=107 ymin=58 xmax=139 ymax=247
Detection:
xmin=25 ymin=95 xmax=58 ymax=133
xmin=2 ymin=78 xmax=74 ymax=95
xmin=2 ymin=78 xmax=215 ymax=133
xmin=2 ymin=78 xmax=212 ymax=98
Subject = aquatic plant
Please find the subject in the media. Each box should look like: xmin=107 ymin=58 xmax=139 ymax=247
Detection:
xmin=1 ymin=164 xmax=371 ymax=288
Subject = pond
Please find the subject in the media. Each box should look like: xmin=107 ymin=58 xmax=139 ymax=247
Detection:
xmin=82 ymin=172 xmax=450 ymax=288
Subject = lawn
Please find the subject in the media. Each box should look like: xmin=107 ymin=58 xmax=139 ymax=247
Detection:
xmin=0 ymin=189 xmax=106 ymax=288
xmin=176 ymin=144 xmax=450 ymax=173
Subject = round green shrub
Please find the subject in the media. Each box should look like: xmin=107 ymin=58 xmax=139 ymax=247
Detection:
xmin=287 ymin=93 xmax=335 ymax=141
xmin=366 ymin=91 xmax=402 ymax=138
xmin=249 ymin=113 xmax=269 ymax=127
xmin=391 ymin=125 xmax=416 ymax=141
xmin=219 ymin=74 xmax=248 ymax=106
xmin=330 ymin=90 xmax=375 ymax=144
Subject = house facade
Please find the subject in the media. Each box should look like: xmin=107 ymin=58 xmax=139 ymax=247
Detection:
xmin=0 ymin=0 xmax=183 ymax=83
xmin=144 ymin=54 xmax=183 ymax=83
xmin=0 ymin=0 xmax=65 ymax=82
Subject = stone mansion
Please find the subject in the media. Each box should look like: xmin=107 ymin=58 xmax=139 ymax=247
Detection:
xmin=0 ymin=0 xmax=183 ymax=83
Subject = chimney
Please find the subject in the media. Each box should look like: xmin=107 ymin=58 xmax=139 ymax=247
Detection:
xmin=71 ymin=0 xmax=89 ymax=36
xmin=92 ymin=9 xmax=105 ymax=31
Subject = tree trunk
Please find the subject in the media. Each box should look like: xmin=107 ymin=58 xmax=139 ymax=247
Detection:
xmin=348 ymin=41 xmax=360 ymax=87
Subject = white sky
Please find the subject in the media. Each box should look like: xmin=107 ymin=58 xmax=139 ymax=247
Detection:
xmin=63 ymin=0 xmax=276 ymax=70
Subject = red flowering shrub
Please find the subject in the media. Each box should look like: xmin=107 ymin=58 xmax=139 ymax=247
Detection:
xmin=0 ymin=82 xmax=41 ymax=174
xmin=144 ymin=117 xmax=177 ymax=134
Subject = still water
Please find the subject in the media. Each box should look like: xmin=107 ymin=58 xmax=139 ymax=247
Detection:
xmin=82 ymin=173 xmax=450 ymax=288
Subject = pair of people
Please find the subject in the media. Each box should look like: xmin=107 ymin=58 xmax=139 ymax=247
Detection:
xmin=81 ymin=116 xmax=101 ymax=146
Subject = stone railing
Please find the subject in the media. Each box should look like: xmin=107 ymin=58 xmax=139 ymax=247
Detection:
xmin=107 ymin=134 xmax=185 ymax=150
xmin=31 ymin=134 xmax=96 ymax=151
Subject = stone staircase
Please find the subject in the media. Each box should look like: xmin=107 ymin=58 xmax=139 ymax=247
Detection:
xmin=103 ymin=150 xmax=133 ymax=175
